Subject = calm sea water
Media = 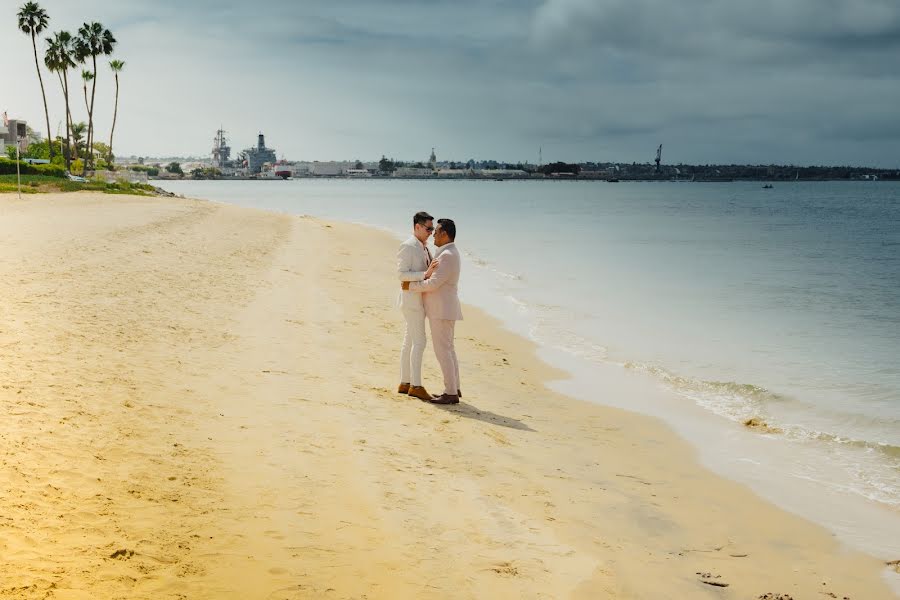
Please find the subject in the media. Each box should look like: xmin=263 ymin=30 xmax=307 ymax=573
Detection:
xmin=161 ymin=179 xmax=900 ymax=556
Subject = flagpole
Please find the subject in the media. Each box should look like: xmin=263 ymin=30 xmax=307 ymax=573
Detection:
xmin=16 ymin=139 xmax=22 ymax=200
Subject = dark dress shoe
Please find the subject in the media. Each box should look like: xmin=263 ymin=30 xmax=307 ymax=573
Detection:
xmin=429 ymin=394 xmax=460 ymax=405
xmin=407 ymin=386 xmax=432 ymax=401
xmin=398 ymin=383 xmax=410 ymax=394
xmin=458 ymin=389 xmax=462 ymax=398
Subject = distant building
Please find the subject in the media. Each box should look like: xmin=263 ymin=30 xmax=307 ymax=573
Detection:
xmin=283 ymin=163 xmax=311 ymax=177
xmin=0 ymin=121 xmax=6 ymax=155
xmin=309 ymin=161 xmax=346 ymax=176
xmin=479 ymin=169 xmax=529 ymax=178
xmin=1 ymin=118 xmax=28 ymax=153
xmin=393 ymin=167 xmax=433 ymax=177
xmin=435 ymin=168 xmax=470 ymax=178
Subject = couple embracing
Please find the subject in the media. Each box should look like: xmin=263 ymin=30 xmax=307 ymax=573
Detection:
xmin=396 ymin=212 xmax=462 ymax=405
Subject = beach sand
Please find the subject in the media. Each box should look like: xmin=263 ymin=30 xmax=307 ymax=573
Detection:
xmin=0 ymin=192 xmax=894 ymax=599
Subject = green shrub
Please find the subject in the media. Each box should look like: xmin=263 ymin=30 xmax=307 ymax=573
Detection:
xmin=0 ymin=159 xmax=66 ymax=178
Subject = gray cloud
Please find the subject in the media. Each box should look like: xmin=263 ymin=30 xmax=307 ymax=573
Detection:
xmin=2 ymin=0 xmax=899 ymax=165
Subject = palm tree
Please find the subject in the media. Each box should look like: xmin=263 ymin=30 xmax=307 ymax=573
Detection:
xmin=81 ymin=70 xmax=93 ymax=120
xmin=45 ymin=31 xmax=76 ymax=168
xmin=17 ymin=2 xmax=54 ymax=160
xmin=70 ymin=121 xmax=87 ymax=173
xmin=71 ymin=121 xmax=87 ymax=156
xmin=74 ymin=22 xmax=116 ymax=170
xmin=107 ymin=59 xmax=125 ymax=166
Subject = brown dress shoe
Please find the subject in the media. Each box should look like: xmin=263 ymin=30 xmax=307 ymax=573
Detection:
xmin=407 ymin=386 xmax=432 ymax=401
xmin=398 ymin=383 xmax=410 ymax=394
xmin=429 ymin=394 xmax=460 ymax=405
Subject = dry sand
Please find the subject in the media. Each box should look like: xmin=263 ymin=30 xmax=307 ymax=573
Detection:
xmin=0 ymin=192 xmax=895 ymax=599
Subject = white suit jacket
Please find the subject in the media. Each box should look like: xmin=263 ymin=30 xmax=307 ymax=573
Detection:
xmin=397 ymin=236 xmax=433 ymax=312
xmin=408 ymin=242 xmax=463 ymax=321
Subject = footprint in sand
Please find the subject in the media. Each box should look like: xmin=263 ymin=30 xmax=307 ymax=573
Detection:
xmin=485 ymin=430 xmax=511 ymax=446
xmin=696 ymin=572 xmax=729 ymax=588
xmin=490 ymin=561 xmax=519 ymax=577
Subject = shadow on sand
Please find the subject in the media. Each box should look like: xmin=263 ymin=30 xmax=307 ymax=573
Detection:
xmin=430 ymin=401 xmax=535 ymax=432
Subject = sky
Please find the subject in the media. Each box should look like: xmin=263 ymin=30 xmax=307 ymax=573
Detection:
xmin=3 ymin=0 xmax=900 ymax=166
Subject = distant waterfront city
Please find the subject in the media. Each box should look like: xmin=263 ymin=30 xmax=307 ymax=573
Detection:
xmin=117 ymin=128 xmax=900 ymax=183
xmin=5 ymin=120 xmax=898 ymax=184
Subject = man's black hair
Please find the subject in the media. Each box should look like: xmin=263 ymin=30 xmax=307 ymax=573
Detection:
xmin=437 ymin=218 xmax=456 ymax=241
xmin=413 ymin=211 xmax=434 ymax=226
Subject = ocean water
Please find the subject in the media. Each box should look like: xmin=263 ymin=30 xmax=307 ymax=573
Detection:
xmin=161 ymin=179 xmax=900 ymax=557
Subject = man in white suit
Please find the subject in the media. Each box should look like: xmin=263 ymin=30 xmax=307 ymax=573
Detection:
xmin=396 ymin=211 xmax=437 ymax=401
xmin=403 ymin=218 xmax=463 ymax=405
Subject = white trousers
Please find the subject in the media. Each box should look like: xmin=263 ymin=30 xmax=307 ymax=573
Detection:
xmin=429 ymin=318 xmax=460 ymax=395
xmin=400 ymin=308 xmax=427 ymax=386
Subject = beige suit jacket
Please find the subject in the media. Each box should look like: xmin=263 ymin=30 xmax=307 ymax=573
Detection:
xmin=397 ymin=236 xmax=433 ymax=312
xmin=409 ymin=242 xmax=463 ymax=321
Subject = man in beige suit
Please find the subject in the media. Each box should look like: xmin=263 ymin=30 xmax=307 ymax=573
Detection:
xmin=403 ymin=218 xmax=462 ymax=405
xmin=396 ymin=211 xmax=437 ymax=401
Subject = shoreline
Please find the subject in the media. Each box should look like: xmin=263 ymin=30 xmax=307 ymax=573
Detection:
xmin=155 ymin=177 xmax=900 ymax=565
xmin=358 ymin=212 xmax=900 ymax=558
xmin=0 ymin=191 xmax=896 ymax=598
xmin=453 ymin=256 xmax=900 ymax=562
xmin=149 ymin=176 xmax=900 ymax=183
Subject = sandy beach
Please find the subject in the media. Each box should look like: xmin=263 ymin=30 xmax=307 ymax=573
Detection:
xmin=0 ymin=192 xmax=895 ymax=599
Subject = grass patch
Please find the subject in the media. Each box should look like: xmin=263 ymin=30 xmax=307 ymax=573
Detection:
xmin=0 ymin=174 xmax=157 ymax=196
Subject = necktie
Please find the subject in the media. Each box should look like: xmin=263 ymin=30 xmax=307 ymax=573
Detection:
xmin=425 ymin=246 xmax=433 ymax=266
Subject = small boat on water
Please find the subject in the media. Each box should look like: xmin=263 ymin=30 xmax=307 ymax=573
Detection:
xmin=762 ymin=184 xmax=774 ymax=189
xmin=606 ymin=178 xmax=620 ymax=183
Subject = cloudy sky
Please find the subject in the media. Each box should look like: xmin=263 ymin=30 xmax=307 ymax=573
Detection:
xmin=3 ymin=0 xmax=900 ymax=166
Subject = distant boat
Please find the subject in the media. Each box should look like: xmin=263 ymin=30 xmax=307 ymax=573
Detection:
xmin=606 ymin=178 xmax=620 ymax=183
xmin=274 ymin=169 xmax=291 ymax=179
xmin=762 ymin=184 xmax=774 ymax=189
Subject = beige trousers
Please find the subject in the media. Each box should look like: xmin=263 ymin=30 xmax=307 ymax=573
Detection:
xmin=429 ymin=318 xmax=460 ymax=395
xmin=400 ymin=308 xmax=427 ymax=387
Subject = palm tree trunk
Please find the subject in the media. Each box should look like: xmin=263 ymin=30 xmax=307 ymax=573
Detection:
xmin=62 ymin=70 xmax=74 ymax=169
xmin=109 ymin=72 xmax=119 ymax=166
xmin=83 ymin=82 xmax=90 ymax=165
xmin=88 ymin=54 xmax=98 ymax=170
xmin=55 ymin=71 xmax=71 ymax=169
xmin=31 ymin=31 xmax=54 ymax=160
